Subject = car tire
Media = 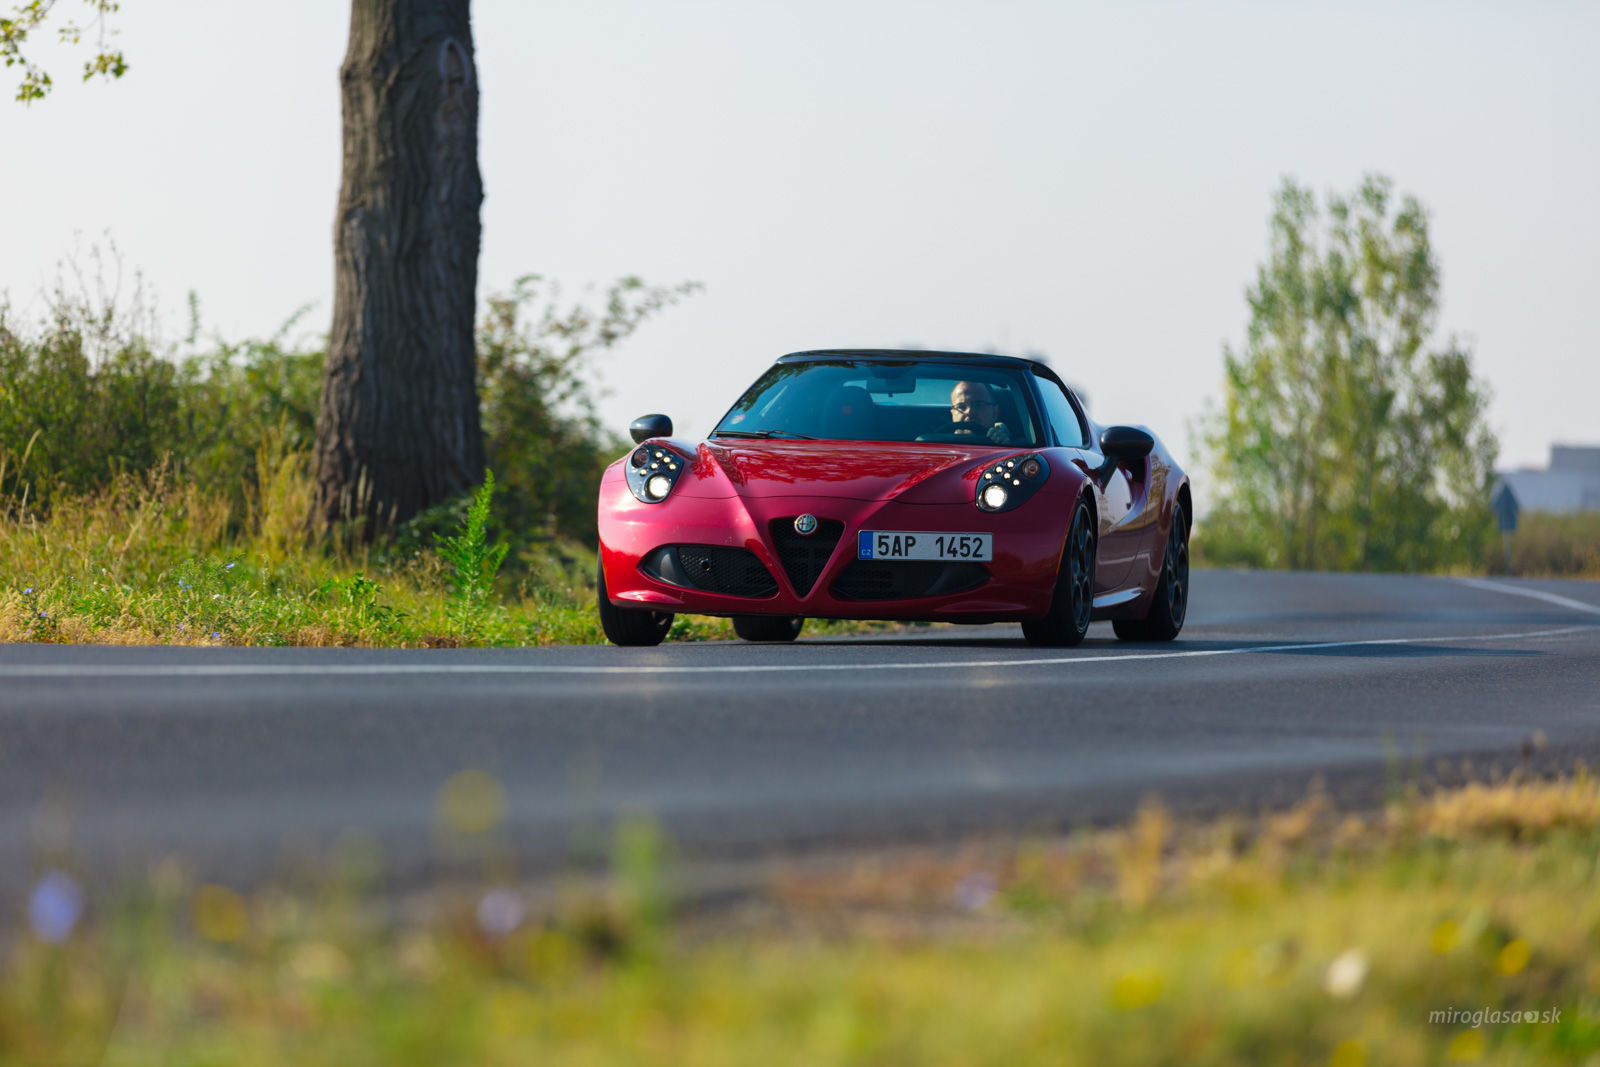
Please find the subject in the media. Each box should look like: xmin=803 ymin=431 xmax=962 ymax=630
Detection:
xmin=1022 ymin=500 xmax=1096 ymax=647
xmin=596 ymin=560 xmax=674 ymax=647
xmin=732 ymin=615 xmax=804 ymax=642
xmin=1112 ymin=501 xmax=1189 ymax=642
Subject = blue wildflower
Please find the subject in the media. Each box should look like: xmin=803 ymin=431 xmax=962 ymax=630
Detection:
xmin=29 ymin=871 xmax=84 ymax=944
xmin=22 ymin=587 xmax=34 ymax=595
xmin=224 ymin=562 xmax=236 ymax=571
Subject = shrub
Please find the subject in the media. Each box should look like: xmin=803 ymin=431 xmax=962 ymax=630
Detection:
xmin=1498 ymin=511 xmax=1600 ymax=578
xmin=2 ymin=268 xmax=697 ymax=557
xmin=477 ymin=274 xmax=699 ymax=546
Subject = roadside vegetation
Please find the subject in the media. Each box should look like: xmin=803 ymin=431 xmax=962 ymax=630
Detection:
xmin=0 ymin=265 xmax=812 ymax=646
xmin=1490 ymin=512 xmax=1600 ymax=580
xmin=1193 ymin=510 xmax=1600 ymax=582
xmin=8 ymin=770 xmax=1600 ymax=1064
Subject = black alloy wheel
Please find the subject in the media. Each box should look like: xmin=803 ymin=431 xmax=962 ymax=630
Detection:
xmin=1022 ymin=501 xmax=1096 ymax=647
xmin=732 ymin=615 xmax=805 ymax=642
xmin=596 ymin=560 xmax=674 ymax=647
xmin=1113 ymin=501 xmax=1189 ymax=642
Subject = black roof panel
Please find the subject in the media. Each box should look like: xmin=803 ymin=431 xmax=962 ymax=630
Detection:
xmin=778 ymin=348 xmax=1047 ymax=371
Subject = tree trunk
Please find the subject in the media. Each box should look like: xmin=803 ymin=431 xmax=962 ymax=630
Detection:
xmin=314 ymin=0 xmax=483 ymax=534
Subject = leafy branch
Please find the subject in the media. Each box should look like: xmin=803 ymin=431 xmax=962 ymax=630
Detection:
xmin=2 ymin=0 xmax=127 ymax=103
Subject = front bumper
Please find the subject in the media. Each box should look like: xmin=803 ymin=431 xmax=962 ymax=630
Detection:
xmin=597 ymin=477 xmax=1070 ymax=621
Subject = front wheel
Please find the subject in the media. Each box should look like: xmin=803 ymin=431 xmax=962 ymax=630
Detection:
xmin=732 ymin=615 xmax=804 ymax=642
xmin=1022 ymin=501 xmax=1096 ymax=647
xmin=1112 ymin=501 xmax=1189 ymax=642
xmin=596 ymin=560 xmax=674 ymax=646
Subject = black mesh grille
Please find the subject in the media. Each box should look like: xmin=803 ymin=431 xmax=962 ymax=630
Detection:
xmin=646 ymin=545 xmax=778 ymax=597
xmin=831 ymin=561 xmax=990 ymax=601
xmin=769 ymin=518 xmax=844 ymax=597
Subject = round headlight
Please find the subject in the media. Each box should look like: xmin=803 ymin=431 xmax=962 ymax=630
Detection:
xmin=1020 ymin=458 xmax=1041 ymax=479
xmin=630 ymin=448 xmax=650 ymax=468
xmin=645 ymin=474 xmax=673 ymax=500
xmin=981 ymin=483 xmax=1009 ymax=510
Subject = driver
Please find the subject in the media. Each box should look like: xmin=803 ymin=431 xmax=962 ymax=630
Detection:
xmin=949 ymin=380 xmax=1012 ymax=444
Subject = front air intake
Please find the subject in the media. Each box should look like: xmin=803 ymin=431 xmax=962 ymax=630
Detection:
xmin=640 ymin=545 xmax=779 ymax=598
xmin=769 ymin=518 xmax=844 ymax=597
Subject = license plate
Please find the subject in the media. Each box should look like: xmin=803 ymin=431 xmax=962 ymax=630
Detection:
xmin=857 ymin=531 xmax=992 ymax=561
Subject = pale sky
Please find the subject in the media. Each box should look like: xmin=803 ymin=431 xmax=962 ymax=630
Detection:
xmin=5 ymin=1 xmax=1596 ymax=479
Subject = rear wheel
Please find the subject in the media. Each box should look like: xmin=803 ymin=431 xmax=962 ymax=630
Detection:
xmin=732 ymin=615 xmax=804 ymax=642
xmin=596 ymin=561 xmax=673 ymax=647
xmin=1022 ymin=501 xmax=1096 ymax=647
xmin=1112 ymin=501 xmax=1189 ymax=642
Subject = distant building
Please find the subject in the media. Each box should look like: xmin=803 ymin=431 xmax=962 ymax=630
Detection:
xmin=1493 ymin=445 xmax=1600 ymax=514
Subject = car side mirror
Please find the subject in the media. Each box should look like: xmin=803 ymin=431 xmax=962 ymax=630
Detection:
xmin=1099 ymin=425 xmax=1154 ymax=462
xmin=629 ymin=414 xmax=673 ymax=444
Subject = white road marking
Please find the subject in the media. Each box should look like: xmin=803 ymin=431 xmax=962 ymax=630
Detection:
xmin=0 ymin=625 xmax=1592 ymax=680
xmin=1458 ymin=577 xmax=1600 ymax=617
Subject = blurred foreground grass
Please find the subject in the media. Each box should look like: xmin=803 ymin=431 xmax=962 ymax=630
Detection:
xmin=8 ymin=774 xmax=1600 ymax=1065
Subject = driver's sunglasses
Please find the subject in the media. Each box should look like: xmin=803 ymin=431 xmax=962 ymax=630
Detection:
xmin=951 ymin=401 xmax=995 ymax=413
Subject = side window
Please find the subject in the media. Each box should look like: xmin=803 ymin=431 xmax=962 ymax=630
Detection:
xmin=1034 ymin=373 xmax=1088 ymax=448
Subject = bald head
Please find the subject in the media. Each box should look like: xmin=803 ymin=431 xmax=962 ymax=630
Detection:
xmin=951 ymin=381 xmax=997 ymax=425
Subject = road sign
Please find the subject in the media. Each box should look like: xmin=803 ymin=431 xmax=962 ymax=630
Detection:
xmin=1490 ymin=483 xmax=1519 ymax=533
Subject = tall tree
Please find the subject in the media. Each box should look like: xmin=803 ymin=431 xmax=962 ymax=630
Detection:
xmin=1201 ymin=175 xmax=1498 ymax=572
xmin=9 ymin=0 xmax=487 ymax=534
xmin=314 ymin=0 xmax=484 ymax=534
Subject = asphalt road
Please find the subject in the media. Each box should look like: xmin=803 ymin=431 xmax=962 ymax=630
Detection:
xmin=3 ymin=571 xmax=1598 ymax=896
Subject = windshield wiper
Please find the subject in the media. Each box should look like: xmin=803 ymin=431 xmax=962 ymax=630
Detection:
xmin=710 ymin=429 xmax=818 ymax=440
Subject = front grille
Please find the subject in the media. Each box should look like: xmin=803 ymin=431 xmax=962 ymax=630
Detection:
xmin=642 ymin=545 xmax=778 ymax=597
xmin=831 ymin=561 xmax=990 ymax=601
xmin=769 ymin=518 xmax=844 ymax=597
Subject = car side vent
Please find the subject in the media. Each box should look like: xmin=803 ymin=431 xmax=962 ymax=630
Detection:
xmin=769 ymin=518 xmax=844 ymax=597
xmin=832 ymin=561 xmax=990 ymax=601
xmin=641 ymin=545 xmax=779 ymax=598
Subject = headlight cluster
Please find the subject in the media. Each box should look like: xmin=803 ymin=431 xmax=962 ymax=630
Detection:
xmin=625 ymin=444 xmax=686 ymax=503
xmin=974 ymin=453 xmax=1049 ymax=513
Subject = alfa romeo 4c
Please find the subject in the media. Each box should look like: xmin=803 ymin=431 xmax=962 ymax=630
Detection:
xmin=596 ymin=350 xmax=1191 ymax=647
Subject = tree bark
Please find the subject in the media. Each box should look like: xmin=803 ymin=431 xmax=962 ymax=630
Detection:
xmin=314 ymin=0 xmax=483 ymax=534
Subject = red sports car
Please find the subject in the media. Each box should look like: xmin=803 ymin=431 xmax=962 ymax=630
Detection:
xmin=596 ymin=350 xmax=1191 ymax=647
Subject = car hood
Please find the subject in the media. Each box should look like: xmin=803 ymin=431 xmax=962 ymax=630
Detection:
xmin=677 ymin=439 xmax=1006 ymax=503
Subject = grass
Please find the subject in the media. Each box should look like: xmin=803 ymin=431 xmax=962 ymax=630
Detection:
xmin=8 ymin=774 xmax=1600 ymax=1065
xmin=1496 ymin=512 xmax=1600 ymax=580
xmin=0 ymin=459 xmax=891 ymax=647
xmin=1193 ymin=509 xmax=1600 ymax=581
xmin=0 ymin=460 xmax=610 ymax=646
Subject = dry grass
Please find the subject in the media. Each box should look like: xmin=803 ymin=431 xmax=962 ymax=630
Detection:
xmin=1497 ymin=512 xmax=1600 ymax=579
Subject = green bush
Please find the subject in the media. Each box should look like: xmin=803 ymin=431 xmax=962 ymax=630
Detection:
xmin=477 ymin=274 xmax=699 ymax=546
xmin=0 ymin=295 xmax=321 ymax=526
xmin=1 ymin=271 xmax=698 ymax=557
xmin=0 ymin=306 xmax=186 ymax=507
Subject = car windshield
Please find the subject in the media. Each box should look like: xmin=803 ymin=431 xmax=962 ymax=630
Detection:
xmin=712 ymin=360 xmax=1044 ymax=446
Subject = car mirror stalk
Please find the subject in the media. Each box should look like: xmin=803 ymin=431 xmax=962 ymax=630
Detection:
xmin=1098 ymin=425 xmax=1154 ymax=478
